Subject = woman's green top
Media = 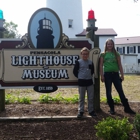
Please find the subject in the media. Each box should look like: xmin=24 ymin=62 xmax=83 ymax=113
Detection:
xmin=100 ymin=52 xmax=119 ymax=72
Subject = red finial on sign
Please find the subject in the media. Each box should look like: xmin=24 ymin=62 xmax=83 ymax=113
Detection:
xmin=88 ymin=9 xmax=95 ymax=19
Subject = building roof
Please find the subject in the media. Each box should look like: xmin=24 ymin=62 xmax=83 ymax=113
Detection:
xmin=76 ymin=29 xmax=87 ymax=36
xmin=76 ymin=28 xmax=117 ymax=36
xmin=115 ymin=36 xmax=140 ymax=45
xmin=95 ymin=28 xmax=117 ymax=36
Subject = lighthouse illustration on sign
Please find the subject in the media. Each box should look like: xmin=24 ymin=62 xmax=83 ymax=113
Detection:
xmin=28 ymin=8 xmax=62 ymax=49
xmin=36 ymin=17 xmax=54 ymax=49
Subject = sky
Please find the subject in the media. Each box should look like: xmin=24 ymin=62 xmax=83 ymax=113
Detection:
xmin=0 ymin=0 xmax=140 ymax=38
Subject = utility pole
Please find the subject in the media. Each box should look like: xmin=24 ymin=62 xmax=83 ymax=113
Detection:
xmin=0 ymin=9 xmax=6 ymax=111
xmin=86 ymin=9 xmax=100 ymax=111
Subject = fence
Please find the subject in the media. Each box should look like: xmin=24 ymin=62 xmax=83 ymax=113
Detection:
xmin=123 ymin=64 xmax=140 ymax=74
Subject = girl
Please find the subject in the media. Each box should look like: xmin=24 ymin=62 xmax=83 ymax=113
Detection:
xmin=100 ymin=38 xmax=135 ymax=115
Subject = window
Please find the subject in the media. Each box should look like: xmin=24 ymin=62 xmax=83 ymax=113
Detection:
xmin=129 ymin=46 xmax=136 ymax=53
xmin=68 ymin=19 xmax=73 ymax=28
xmin=118 ymin=47 xmax=123 ymax=54
xmin=129 ymin=47 xmax=134 ymax=53
xmin=138 ymin=59 xmax=140 ymax=64
xmin=123 ymin=47 xmax=125 ymax=54
xmin=134 ymin=46 xmax=136 ymax=53
xmin=138 ymin=46 xmax=140 ymax=53
xmin=127 ymin=46 xmax=129 ymax=54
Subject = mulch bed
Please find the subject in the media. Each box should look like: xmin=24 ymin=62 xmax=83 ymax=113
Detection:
xmin=0 ymin=102 xmax=140 ymax=140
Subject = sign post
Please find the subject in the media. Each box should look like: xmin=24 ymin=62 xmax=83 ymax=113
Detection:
xmin=94 ymin=35 xmax=100 ymax=111
xmin=0 ymin=11 xmax=6 ymax=111
xmin=0 ymin=89 xmax=5 ymax=111
xmin=86 ymin=9 xmax=100 ymax=111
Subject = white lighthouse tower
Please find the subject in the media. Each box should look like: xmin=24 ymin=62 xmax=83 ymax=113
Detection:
xmin=46 ymin=0 xmax=83 ymax=38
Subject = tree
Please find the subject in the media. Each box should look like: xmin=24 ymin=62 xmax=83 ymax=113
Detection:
xmin=3 ymin=21 xmax=21 ymax=38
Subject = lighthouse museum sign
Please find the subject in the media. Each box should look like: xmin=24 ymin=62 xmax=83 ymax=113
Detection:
xmin=0 ymin=8 xmax=100 ymax=91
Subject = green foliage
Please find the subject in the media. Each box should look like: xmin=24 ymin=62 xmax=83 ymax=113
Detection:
xmin=100 ymin=97 xmax=107 ymax=103
xmin=70 ymin=94 xmax=79 ymax=103
xmin=5 ymin=94 xmax=16 ymax=104
xmin=5 ymin=92 xmax=79 ymax=104
xmin=64 ymin=94 xmax=79 ymax=104
xmin=3 ymin=21 xmax=21 ymax=38
xmin=100 ymin=96 xmax=121 ymax=104
xmin=51 ymin=93 xmax=64 ymax=103
xmin=5 ymin=93 xmax=31 ymax=104
xmin=16 ymin=97 xmax=31 ymax=104
xmin=134 ymin=113 xmax=140 ymax=139
xmin=38 ymin=93 xmax=80 ymax=104
xmin=38 ymin=94 xmax=52 ymax=103
xmin=113 ymin=97 xmax=121 ymax=104
xmin=95 ymin=117 xmax=133 ymax=140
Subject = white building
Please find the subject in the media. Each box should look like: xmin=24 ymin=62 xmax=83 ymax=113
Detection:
xmin=115 ymin=36 xmax=140 ymax=73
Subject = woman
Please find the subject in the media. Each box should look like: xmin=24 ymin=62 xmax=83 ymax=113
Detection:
xmin=100 ymin=38 xmax=136 ymax=115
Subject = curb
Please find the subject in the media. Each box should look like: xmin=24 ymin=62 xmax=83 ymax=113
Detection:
xmin=0 ymin=116 xmax=92 ymax=122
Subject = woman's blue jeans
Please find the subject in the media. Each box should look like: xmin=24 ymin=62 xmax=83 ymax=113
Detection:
xmin=104 ymin=72 xmax=126 ymax=102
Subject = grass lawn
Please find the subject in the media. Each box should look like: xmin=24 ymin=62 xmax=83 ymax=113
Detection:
xmin=5 ymin=75 xmax=140 ymax=102
xmin=100 ymin=74 xmax=140 ymax=102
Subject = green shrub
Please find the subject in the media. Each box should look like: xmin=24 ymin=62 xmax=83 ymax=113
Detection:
xmin=38 ymin=93 xmax=80 ymax=104
xmin=134 ymin=113 xmax=140 ymax=139
xmin=100 ymin=96 xmax=121 ymax=104
xmin=113 ymin=97 xmax=121 ymax=104
xmin=5 ymin=94 xmax=16 ymax=104
xmin=70 ymin=94 xmax=79 ymax=103
xmin=94 ymin=117 xmax=133 ymax=140
xmin=51 ymin=93 xmax=64 ymax=103
xmin=17 ymin=97 xmax=31 ymax=104
xmin=38 ymin=94 xmax=52 ymax=103
xmin=63 ymin=94 xmax=79 ymax=104
xmin=100 ymin=97 xmax=107 ymax=103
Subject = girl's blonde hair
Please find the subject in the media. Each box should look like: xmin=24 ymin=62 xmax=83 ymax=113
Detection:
xmin=104 ymin=38 xmax=116 ymax=53
xmin=104 ymin=38 xmax=118 ymax=60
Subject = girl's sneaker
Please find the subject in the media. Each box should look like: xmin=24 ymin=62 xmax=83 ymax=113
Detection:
xmin=77 ymin=112 xmax=84 ymax=118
